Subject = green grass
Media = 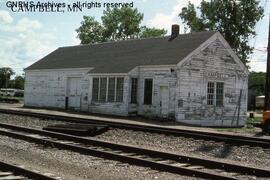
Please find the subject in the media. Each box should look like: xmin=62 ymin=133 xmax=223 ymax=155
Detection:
xmin=0 ymin=96 xmax=23 ymax=101
xmin=247 ymin=117 xmax=262 ymax=124
xmin=214 ymin=117 xmax=263 ymax=134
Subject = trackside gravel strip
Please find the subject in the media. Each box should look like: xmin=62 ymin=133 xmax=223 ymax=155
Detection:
xmin=0 ymin=108 xmax=270 ymax=148
xmin=0 ymin=122 xmax=269 ymax=179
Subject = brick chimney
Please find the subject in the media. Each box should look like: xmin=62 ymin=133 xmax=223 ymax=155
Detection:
xmin=169 ymin=24 xmax=179 ymax=41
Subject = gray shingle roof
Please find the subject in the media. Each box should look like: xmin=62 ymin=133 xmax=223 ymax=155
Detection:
xmin=25 ymin=31 xmax=216 ymax=73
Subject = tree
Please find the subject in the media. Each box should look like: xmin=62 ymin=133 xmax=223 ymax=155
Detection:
xmin=140 ymin=26 xmax=167 ymax=38
xmin=102 ymin=7 xmax=143 ymax=40
xmin=0 ymin=67 xmax=15 ymax=88
xmin=76 ymin=7 xmax=166 ymax=44
xmin=13 ymin=75 xmax=25 ymax=89
xmin=249 ymin=71 xmax=266 ymax=95
xmin=179 ymin=0 xmax=264 ymax=66
xmin=76 ymin=16 xmax=105 ymax=44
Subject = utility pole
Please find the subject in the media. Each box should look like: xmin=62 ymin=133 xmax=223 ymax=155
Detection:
xmin=265 ymin=16 xmax=270 ymax=111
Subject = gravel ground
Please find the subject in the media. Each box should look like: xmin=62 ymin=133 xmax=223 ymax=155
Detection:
xmin=0 ymin=113 xmax=270 ymax=179
xmin=0 ymin=135 xmax=194 ymax=180
xmin=0 ymin=113 xmax=66 ymax=129
xmin=95 ymin=128 xmax=270 ymax=169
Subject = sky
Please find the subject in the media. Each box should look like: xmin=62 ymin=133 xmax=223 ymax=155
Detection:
xmin=0 ymin=0 xmax=269 ymax=76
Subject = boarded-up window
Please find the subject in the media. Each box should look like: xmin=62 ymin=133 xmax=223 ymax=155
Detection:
xmin=108 ymin=78 xmax=115 ymax=102
xmin=131 ymin=78 xmax=137 ymax=104
xmin=207 ymin=82 xmax=214 ymax=105
xmin=99 ymin=78 xmax=107 ymax=102
xmin=144 ymin=79 xmax=153 ymax=105
xmin=216 ymin=82 xmax=224 ymax=107
xmin=92 ymin=78 xmax=99 ymax=102
xmin=116 ymin=78 xmax=124 ymax=102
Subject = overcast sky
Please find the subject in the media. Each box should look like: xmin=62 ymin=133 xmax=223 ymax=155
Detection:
xmin=0 ymin=0 xmax=269 ymax=75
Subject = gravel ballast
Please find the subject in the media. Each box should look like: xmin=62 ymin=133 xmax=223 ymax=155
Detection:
xmin=0 ymin=135 xmax=194 ymax=180
xmin=0 ymin=113 xmax=270 ymax=174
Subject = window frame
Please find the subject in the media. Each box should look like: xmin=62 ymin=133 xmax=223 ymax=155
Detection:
xmin=207 ymin=82 xmax=215 ymax=106
xmin=116 ymin=77 xmax=124 ymax=102
xmin=207 ymin=81 xmax=224 ymax=107
xmin=216 ymin=82 xmax=224 ymax=107
xmin=131 ymin=78 xmax=138 ymax=104
xmin=99 ymin=77 xmax=107 ymax=102
xmin=144 ymin=78 xmax=153 ymax=105
xmin=108 ymin=77 xmax=116 ymax=102
xmin=92 ymin=78 xmax=100 ymax=102
xmin=92 ymin=76 xmax=124 ymax=103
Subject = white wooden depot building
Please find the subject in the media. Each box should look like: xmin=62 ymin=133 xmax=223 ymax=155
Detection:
xmin=24 ymin=25 xmax=248 ymax=126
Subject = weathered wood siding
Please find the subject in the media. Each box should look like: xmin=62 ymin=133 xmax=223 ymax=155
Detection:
xmin=24 ymin=69 xmax=90 ymax=110
xmin=24 ymin=33 xmax=248 ymax=127
xmin=176 ymin=39 xmax=248 ymax=126
xmin=132 ymin=66 xmax=177 ymax=118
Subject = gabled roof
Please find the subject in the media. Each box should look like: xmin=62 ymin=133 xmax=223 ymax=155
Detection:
xmin=25 ymin=31 xmax=217 ymax=73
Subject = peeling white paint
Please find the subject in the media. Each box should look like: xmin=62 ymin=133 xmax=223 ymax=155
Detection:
xmin=24 ymin=35 xmax=248 ymax=127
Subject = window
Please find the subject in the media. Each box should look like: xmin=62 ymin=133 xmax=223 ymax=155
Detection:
xmin=216 ymin=82 xmax=224 ymax=107
xmin=108 ymin=78 xmax=115 ymax=102
xmin=116 ymin=78 xmax=124 ymax=102
xmin=144 ymin=79 xmax=153 ymax=105
xmin=92 ymin=77 xmax=124 ymax=103
xmin=92 ymin=78 xmax=99 ymax=102
xmin=207 ymin=82 xmax=224 ymax=106
xmin=99 ymin=78 xmax=107 ymax=102
xmin=131 ymin=78 xmax=138 ymax=103
xmin=207 ymin=82 xmax=214 ymax=105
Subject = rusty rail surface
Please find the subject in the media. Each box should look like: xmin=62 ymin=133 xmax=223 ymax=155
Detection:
xmin=0 ymin=122 xmax=269 ymax=180
xmin=0 ymin=108 xmax=270 ymax=148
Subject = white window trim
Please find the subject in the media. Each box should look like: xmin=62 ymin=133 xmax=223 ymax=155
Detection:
xmin=207 ymin=81 xmax=224 ymax=107
xmin=92 ymin=76 xmax=124 ymax=103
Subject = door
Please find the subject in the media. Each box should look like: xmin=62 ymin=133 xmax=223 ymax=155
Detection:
xmin=67 ymin=77 xmax=81 ymax=109
xmin=160 ymin=86 xmax=169 ymax=117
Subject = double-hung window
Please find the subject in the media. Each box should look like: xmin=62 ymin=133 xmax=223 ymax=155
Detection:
xmin=92 ymin=77 xmax=124 ymax=103
xmin=207 ymin=82 xmax=224 ymax=107
xmin=116 ymin=78 xmax=124 ymax=102
xmin=108 ymin=78 xmax=116 ymax=102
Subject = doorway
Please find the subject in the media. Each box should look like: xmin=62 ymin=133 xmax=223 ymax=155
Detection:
xmin=67 ymin=77 xmax=81 ymax=110
xmin=160 ymin=86 xmax=169 ymax=117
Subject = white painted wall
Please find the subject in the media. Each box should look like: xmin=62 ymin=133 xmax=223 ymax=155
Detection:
xmin=24 ymin=33 xmax=248 ymax=127
xmin=175 ymin=38 xmax=248 ymax=126
xmin=24 ymin=68 xmax=91 ymax=110
xmin=132 ymin=66 xmax=177 ymax=119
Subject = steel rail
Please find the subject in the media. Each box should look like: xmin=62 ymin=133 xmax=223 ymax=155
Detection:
xmin=0 ymin=108 xmax=270 ymax=148
xmin=0 ymin=160 xmax=57 ymax=180
xmin=0 ymin=122 xmax=269 ymax=179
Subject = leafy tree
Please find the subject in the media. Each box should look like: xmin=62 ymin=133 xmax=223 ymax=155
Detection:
xmin=0 ymin=67 xmax=15 ymax=88
xmin=179 ymin=0 xmax=264 ymax=66
xmin=140 ymin=26 xmax=167 ymax=38
xmin=249 ymin=71 xmax=266 ymax=96
xmin=76 ymin=7 xmax=166 ymax=44
xmin=102 ymin=7 xmax=143 ymax=40
xmin=13 ymin=75 xmax=25 ymax=89
xmin=76 ymin=16 xmax=105 ymax=44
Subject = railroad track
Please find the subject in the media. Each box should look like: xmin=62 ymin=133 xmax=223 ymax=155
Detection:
xmin=0 ymin=108 xmax=270 ymax=149
xmin=0 ymin=160 xmax=57 ymax=180
xmin=0 ymin=122 xmax=269 ymax=180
